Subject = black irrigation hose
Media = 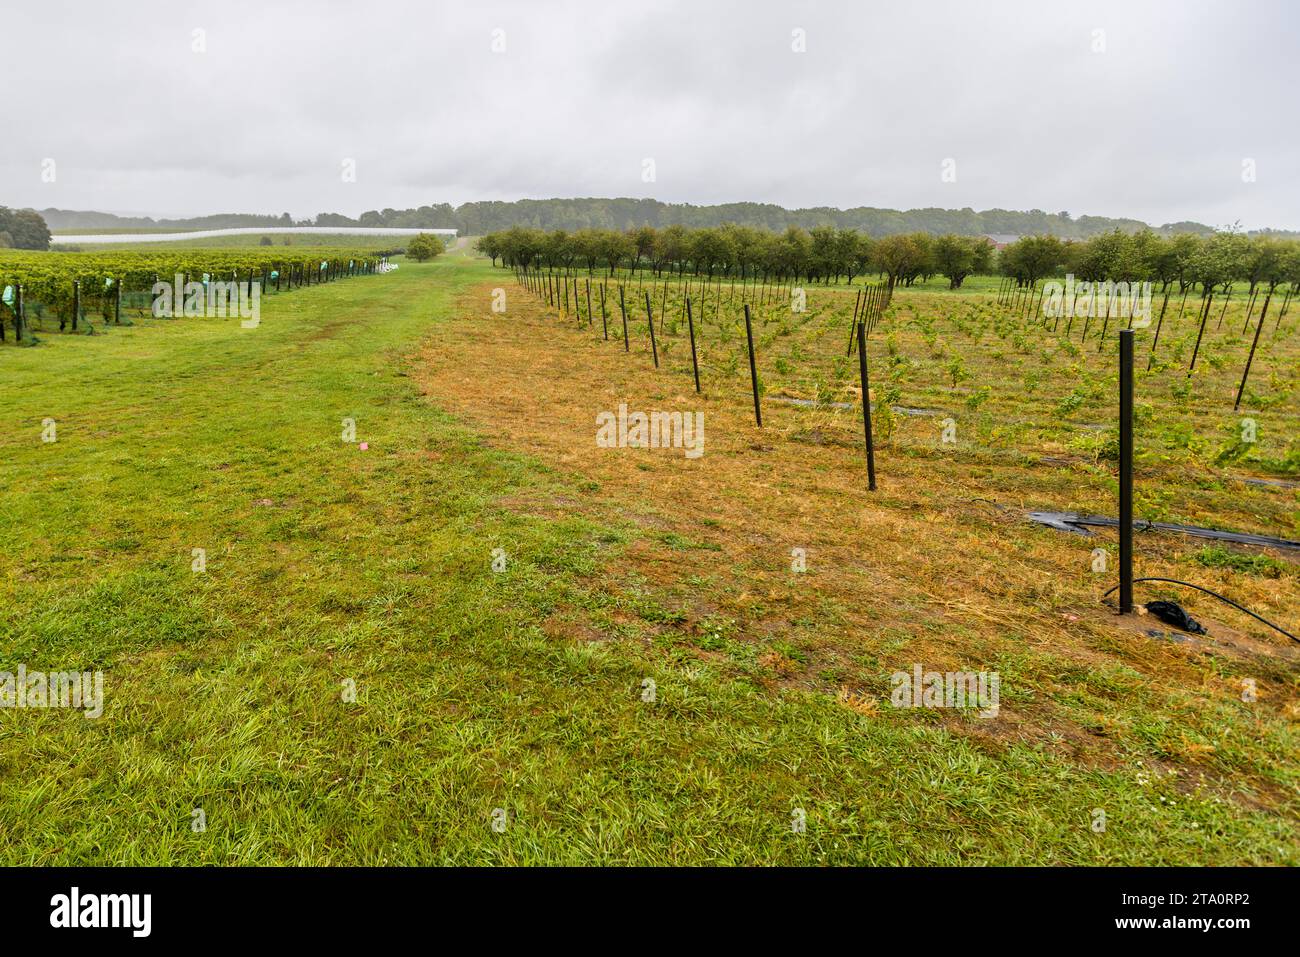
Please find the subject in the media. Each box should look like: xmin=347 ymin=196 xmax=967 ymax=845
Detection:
xmin=1102 ymin=577 xmax=1297 ymax=643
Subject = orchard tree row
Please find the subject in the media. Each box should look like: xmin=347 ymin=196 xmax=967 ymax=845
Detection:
xmin=481 ymin=224 xmax=1300 ymax=299
xmin=1000 ymin=230 xmax=1300 ymax=296
xmin=479 ymin=225 xmax=994 ymax=289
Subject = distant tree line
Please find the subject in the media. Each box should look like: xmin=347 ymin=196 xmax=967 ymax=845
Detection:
xmin=453 ymin=200 xmax=1189 ymax=241
xmin=38 ymin=210 xmax=297 ymax=232
xmin=40 ymin=199 xmax=1298 ymax=242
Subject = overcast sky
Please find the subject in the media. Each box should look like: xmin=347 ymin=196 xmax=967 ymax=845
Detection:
xmin=5 ymin=0 xmax=1298 ymax=229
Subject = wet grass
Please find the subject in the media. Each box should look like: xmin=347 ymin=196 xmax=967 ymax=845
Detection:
xmin=0 ymin=256 xmax=1295 ymax=864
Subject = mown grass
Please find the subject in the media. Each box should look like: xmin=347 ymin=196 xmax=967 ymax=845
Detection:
xmin=0 ymin=255 xmax=1295 ymax=864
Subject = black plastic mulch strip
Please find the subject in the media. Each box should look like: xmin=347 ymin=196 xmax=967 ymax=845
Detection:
xmin=1026 ymin=512 xmax=1300 ymax=551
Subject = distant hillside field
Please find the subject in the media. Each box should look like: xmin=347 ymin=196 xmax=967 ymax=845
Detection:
xmin=37 ymin=200 xmax=1297 ymax=242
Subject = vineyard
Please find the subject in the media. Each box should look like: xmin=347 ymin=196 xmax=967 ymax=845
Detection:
xmin=405 ymin=252 xmax=1300 ymax=862
xmin=3 ymin=249 xmax=1297 ymax=866
xmin=0 ymin=247 xmax=392 ymax=342
xmin=481 ymin=225 xmax=1299 ymax=486
xmin=9 ymin=0 xmax=1300 ymax=904
xmin=496 ymin=261 xmax=1300 ymax=509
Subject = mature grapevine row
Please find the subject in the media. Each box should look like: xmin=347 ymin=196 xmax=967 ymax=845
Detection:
xmin=0 ymin=246 xmax=394 ymax=343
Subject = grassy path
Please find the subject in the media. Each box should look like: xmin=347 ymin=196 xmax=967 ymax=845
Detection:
xmin=0 ymin=257 xmax=1293 ymax=864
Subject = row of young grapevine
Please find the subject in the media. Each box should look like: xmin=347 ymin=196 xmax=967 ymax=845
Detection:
xmin=497 ymin=261 xmax=1300 ymax=481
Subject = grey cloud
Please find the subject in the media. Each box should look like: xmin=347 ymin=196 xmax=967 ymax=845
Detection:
xmin=3 ymin=0 xmax=1297 ymax=229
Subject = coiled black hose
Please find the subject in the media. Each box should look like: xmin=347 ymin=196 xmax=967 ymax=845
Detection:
xmin=1103 ymin=577 xmax=1297 ymax=643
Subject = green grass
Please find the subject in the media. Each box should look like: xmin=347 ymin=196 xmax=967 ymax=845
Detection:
xmin=1193 ymin=544 xmax=1294 ymax=579
xmin=0 ymin=256 xmax=1294 ymax=864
